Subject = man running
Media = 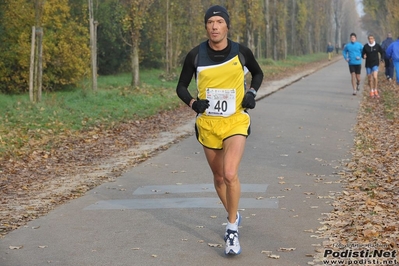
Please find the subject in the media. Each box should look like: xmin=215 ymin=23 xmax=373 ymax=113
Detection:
xmin=386 ymin=36 xmax=399 ymax=86
xmin=342 ymin=33 xmax=363 ymax=95
xmin=362 ymin=34 xmax=384 ymax=98
xmin=176 ymin=5 xmax=264 ymax=256
xmin=381 ymin=33 xmax=394 ymax=81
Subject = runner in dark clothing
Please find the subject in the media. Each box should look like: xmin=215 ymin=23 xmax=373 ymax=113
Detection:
xmin=381 ymin=33 xmax=394 ymax=81
xmin=362 ymin=34 xmax=384 ymax=98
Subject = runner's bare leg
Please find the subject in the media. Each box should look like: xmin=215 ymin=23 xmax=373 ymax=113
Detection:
xmin=204 ymin=135 xmax=245 ymax=222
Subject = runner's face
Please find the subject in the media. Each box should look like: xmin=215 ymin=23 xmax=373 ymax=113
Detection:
xmin=206 ymin=16 xmax=228 ymax=45
xmin=350 ymin=36 xmax=356 ymax=42
xmin=368 ymin=36 xmax=374 ymax=42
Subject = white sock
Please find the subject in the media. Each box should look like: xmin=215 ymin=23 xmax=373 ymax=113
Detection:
xmin=226 ymin=221 xmax=238 ymax=231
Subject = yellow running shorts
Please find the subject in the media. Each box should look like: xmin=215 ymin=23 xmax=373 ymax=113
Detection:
xmin=195 ymin=112 xmax=250 ymax=149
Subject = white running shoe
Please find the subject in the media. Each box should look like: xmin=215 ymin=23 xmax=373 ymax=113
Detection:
xmin=225 ymin=229 xmax=241 ymax=255
xmin=224 ymin=212 xmax=241 ymax=241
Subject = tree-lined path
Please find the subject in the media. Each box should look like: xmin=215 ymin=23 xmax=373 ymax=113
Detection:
xmin=0 ymin=59 xmax=361 ymax=266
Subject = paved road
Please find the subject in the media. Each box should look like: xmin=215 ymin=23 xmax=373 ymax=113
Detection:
xmin=0 ymin=59 xmax=360 ymax=266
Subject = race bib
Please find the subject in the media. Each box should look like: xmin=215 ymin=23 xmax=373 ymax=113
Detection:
xmin=205 ymin=88 xmax=236 ymax=117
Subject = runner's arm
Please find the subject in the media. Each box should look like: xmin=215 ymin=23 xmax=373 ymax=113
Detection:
xmin=240 ymin=46 xmax=264 ymax=92
xmin=176 ymin=49 xmax=197 ymax=107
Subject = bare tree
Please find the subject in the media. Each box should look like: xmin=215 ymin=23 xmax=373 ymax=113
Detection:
xmin=333 ymin=0 xmax=344 ymax=49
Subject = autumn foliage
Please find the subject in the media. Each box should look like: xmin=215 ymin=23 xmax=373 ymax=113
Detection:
xmin=0 ymin=0 xmax=365 ymax=93
xmin=0 ymin=0 xmax=89 ymax=93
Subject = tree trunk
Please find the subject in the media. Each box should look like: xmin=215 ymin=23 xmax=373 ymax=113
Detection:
xmin=272 ymin=0 xmax=277 ymax=60
xmin=88 ymin=0 xmax=97 ymax=91
xmin=333 ymin=0 xmax=343 ymax=49
xmin=264 ymin=0 xmax=271 ymax=58
xmin=165 ymin=0 xmax=170 ymax=74
xmin=307 ymin=25 xmax=313 ymax=54
xmin=284 ymin=35 xmax=287 ymax=59
xmin=32 ymin=0 xmax=44 ymax=103
xmin=32 ymin=27 xmax=43 ymax=103
xmin=29 ymin=26 xmax=35 ymax=102
xmin=290 ymin=0 xmax=296 ymax=55
xmin=37 ymin=28 xmax=43 ymax=102
xmin=243 ymin=2 xmax=254 ymax=51
xmin=256 ymin=29 xmax=261 ymax=58
xmin=131 ymin=40 xmax=140 ymax=88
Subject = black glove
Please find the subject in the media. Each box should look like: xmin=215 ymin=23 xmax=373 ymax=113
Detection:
xmin=242 ymin=91 xmax=256 ymax=109
xmin=191 ymin=99 xmax=210 ymax=113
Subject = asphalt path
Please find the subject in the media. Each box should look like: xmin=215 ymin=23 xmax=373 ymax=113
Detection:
xmin=0 ymin=58 xmax=361 ymax=266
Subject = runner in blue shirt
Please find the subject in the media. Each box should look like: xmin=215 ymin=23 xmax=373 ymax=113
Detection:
xmin=342 ymin=33 xmax=363 ymax=95
xmin=386 ymin=36 xmax=399 ymax=86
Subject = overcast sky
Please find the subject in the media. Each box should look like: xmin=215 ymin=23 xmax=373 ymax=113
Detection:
xmin=356 ymin=0 xmax=365 ymax=16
